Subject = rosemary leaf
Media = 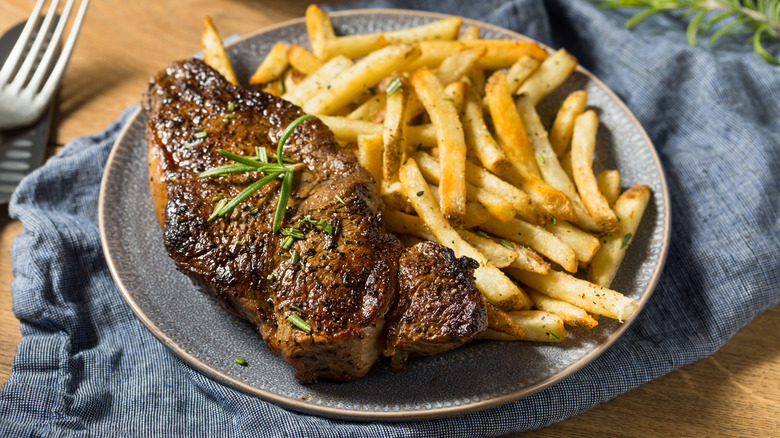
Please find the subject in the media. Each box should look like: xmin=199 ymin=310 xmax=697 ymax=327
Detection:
xmin=217 ymin=171 xmax=282 ymax=217
xmin=273 ymin=170 xmax=294 ymax=233
xmin=277 ymin=115 xmax=316 ymax=166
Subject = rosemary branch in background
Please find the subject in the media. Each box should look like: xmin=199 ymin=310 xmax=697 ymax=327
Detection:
xmin=597 ymin=0 xmax=780 ymax=64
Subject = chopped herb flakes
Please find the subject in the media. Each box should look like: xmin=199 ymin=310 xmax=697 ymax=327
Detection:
xmin=621 ymin=233 xmax=633 ymax=249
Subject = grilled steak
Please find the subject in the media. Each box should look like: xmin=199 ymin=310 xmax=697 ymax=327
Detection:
xmin=385 ymin=241 xmax=486 ymax=371
xmin=145 ymin=58 xmax=486 ymax=383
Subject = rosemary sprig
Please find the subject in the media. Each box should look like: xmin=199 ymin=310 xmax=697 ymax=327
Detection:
xmin=199 ymin=114 xmax=316 ymax=232
xmin=598 ymin=0 xmax=780 ymax=64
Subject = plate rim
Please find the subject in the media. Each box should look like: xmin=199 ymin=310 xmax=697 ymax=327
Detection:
xmin=98 ymin=8 xmax=671 ymax=422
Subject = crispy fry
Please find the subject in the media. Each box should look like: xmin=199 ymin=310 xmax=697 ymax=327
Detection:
xmin=249 ymin=41 xmax=290 ymax=85
xmin=549 ymin=90 xmax=588 ymax=158
xmin=505 ymin=55 xmax=541 ymax=94
xmin=486 ymin=304 xmax=525 ymax=337
xmin=515 ymin=93 xmax=601 ymax=232
xmin=317 ymin=116 xmax=437 ymax=146
xmin=462 ymin=90 xmax=512 ymax=175
xmin=282 ymin=55 xmax=353 ymax=105
xmin=428 ymin=185 xmax=490 ymax=228
xmin=287 ymin=44 xmax=324 ymax=75
xmin=571 ymin=110 xmax=619 ymax=233
xmin=544 ymin=219 xmax=600 ymax=263
xmin=588 ymin=184 xmax=651 ymax=288
xmin=407 ymin=40 xmax=548 ymax=72
xmin=347 ymin=93 xmax=387 ymax=121
xmin=304 ymin=44 xmax=422 ymax=115
xmin=463 ymin=160 xmax=544 ymax=225
xmin=506 ymin=241 xmax=550 ymax=274
xmin=598 ymin=169 xmax=621 ymax=208
xmin=458 ymin=230 xmax=518 ymax=268
xmin=480 ymin=217 xmax=578 ymax=273
xmin=499 ymin=164 xmax=576 ymax=222
xmin=202 ymin=16 xmax=238 ymax=85
xmin=356 ymin=134 xmax=383 ymax=186
xmin=399 ymin=159 xmax=532 ymax=309
xmin=435 ymin=46 xmax=486 ymax=85
xmin=413 ymin=151 xmax=515 ymax=222
xmin=507 ymin=268 xmax=639 ymax=321
xmin=384 ymin=210 xmax=435 ymax=241
xmin=412 ymin=68 xmax=467 ymax=224
xmin=527 ymin=289 xmax=599 ymax=329
xmin=305 ymin=4 xmax=335 ymax=58
xmin=383 ymin=76 xmax=409 ymax=180
xmin=486 ymin=71 xmax=540 ymax=176
xmin=458 ymin=24 xmax=480 ymax=42
xmin=516 ymin=48 xmax=577 ymax=105
xmin=478 ymin=311 xmax=565 ymax=342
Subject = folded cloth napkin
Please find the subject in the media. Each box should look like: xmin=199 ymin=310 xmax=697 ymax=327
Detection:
xmin=1 ymin=0 xmax=778 ymax=436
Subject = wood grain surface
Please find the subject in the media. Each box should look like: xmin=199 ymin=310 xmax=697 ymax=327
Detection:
xmin=1 ymin=1 xmax=778 ymax=436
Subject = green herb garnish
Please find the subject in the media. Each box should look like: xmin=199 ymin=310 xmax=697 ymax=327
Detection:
xmin=476 ymin=230 xmax=488 ymax=238
xmin=500 ymin=239 xmax=514 ymax=250
xmin=621 ymin=233 xmax=633 ymax=249
xmin=335 ymin=194 xmax=346 ymax=205
xmin=318 ymin=219 xmax=333 ymax=234
xmin=416 ymin=190 xmax=424 ymax=196
xmin=386 ymin=76 xmax=403 ymax=96
xmin=550 ymin=215 xmax=557 ymax=225
xmin=290 ymin=249 xmax=300 ymax=265
xmin=548 ymin=331 xmax=560 ymax=340
xmin=235 ymin=356 xmax=246 ymax=365
xmin=194 ymin=131 xmax=207 ymax=139
xmin=538 ymin=153 xmax=546 ymax=164
xmin=287 ymin=313 xmax=311 ymax=333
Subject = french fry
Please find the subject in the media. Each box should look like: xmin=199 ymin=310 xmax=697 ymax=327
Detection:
xmin=304 ymin=44 xmax=422 ymax=115
xmin=515 ymin=93 xmax=601 ymax=232
xmin=413 ymin=151 xmax=515 ymax=222
xmin=320 ymin=17 xmax=462 ymax=60
xmin=499 ymin=164 xmax=576 ymax=222
xmin=505 ymin=55 xmax=541 ymax=94
xmin=383 ymin=76 xmax=409 ymax=180
xmin=347 ymin=93 xmax=386 ymax=121
xmin=406 ymin=40 xmax=547 ymax=72
xmin=397 ymin=234 xmax=426 ymax=247
xmin=458 ymin=24 xmax=480 ymax=42
xmin=485 ymin=71 xmax=540 ymax=176
xmin=516 ymin=48 xmax=577 ymax=105
xmin=588 ymin=184 xmax=651 ymax=288
xmin=249 ymin=42 xmax=290 ymax=85
xmin=479 ymin=311 xmax=565 ymax=342
xmin=462 ymin=90 xmax=512 ymax=175
xmin=287 ymin=44 xmax=324 ymax=75
xmin=480 ymin=217 xmax=578 ymax=273
xmin=458 ymin=230 xmax=518 ymax=268
xmin=463 ymin=160 xmax=545 ymax=225
xmin=202 ymin=16 xmax=238 ymax=85
xmin=544 ymin=220 xmax=600 ymax=263
xmin=356 ymin=134 xmax=383 ymax=185
xmin=598 ymin=169 xmax=621 ymax=208
xmin=527 ymin=289 xmax=598 ymax=329
xmin=282 ymin=55 xmax=353 ymax=105
xmin=507 ymin=268 xmax=639 ymax=321
xmin=407 ymin=79 xmax=468 ymax=124
xmin=549 ymin=90 xmax=588 ymax=158
xmin=435 ymin=46 xmax=486 ymax=85
xmin=486 ymin=304 xmax=525 ymax=337
xmin=381 ymin=178 xmax=410 ymax=212
xmin=429 ymin=185 xmax=490 ymax=228
xmin=305 ymin=4 xmax=335 ymax=59
xmin=571 ymin=110 xmax=619 ymax=233
xmin=399 ymin=159 xmax=532 ymax=309
xmin=412 ymin=68 xmax=467 ymax=224
xmin=384 ymin=210 xmax=435 ymax=241
xmin=316 ymin=116 xmax=437 ymax=146
xmin=506 ymin=241 xmax=550 ymax=274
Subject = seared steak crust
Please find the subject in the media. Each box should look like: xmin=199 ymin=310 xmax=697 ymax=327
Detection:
xmin=385 ymin=242 xmax=487 ymax=371
xmin=145 ymin=59 xmax=402 ymax=383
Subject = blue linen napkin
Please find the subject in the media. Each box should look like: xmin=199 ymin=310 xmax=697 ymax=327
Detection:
xmin=1 ymin=0 xmax=778 ymax=436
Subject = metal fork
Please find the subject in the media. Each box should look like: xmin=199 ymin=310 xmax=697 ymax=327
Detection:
xmin=0 ymin=0 xmax=89 ymax=130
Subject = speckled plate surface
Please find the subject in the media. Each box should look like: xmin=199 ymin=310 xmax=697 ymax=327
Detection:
xmin=98 ymin=9 xmax=670 ymax=421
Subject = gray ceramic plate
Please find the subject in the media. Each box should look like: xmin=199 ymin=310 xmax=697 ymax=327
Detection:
xmin=99 ymin=9 xmax=670 ymax=421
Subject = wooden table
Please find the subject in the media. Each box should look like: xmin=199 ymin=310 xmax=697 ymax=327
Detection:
xmin=1 ymin=1 xmax=778 ymax=435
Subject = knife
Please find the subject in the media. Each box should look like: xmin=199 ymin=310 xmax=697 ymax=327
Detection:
xmin=0 ymin=20 xmax=55 ymax=205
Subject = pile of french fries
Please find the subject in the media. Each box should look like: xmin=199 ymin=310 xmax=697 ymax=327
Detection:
xmin=201 ymin=6 xmax=652 ymax=343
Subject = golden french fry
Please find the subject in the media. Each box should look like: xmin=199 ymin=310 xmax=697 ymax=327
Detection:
xmin=588 ymin=184 xmax=651 ymax=288
xmin=305 ymin=4 xmax=335 ymax=59
xmin=515 ymin=93 xmax=601 ymax=232
xmin=506 ymin=240 xmax=550 ymax=274
xmin=384 ymin=210 xmax=435 ymax=241
xmin=320 ymin=17 xmax=462 ymax=59
xmin=397 ymin=234 xmax=426 ymax=247
xmin=458 ymin=230 xmax=518 ymax=268
xmin=304 ymin=44 xmax=422 ymax=115
xmin=317 ymin=116 xmax=437 ymax=146
xmin=413 ymin=151 xmax=515 ymax=222
xmin=347 ymin=93 xmax=386 ymax=121
xmin=571 ymin=110 xmax=619 ymax=233
xmin=356 ymin=134 xmax=383 ymax=186
xmin=480 ymin=217 xmax=578 ymax=273
xmin=282 ymin=55 xmax=353 ymax=105
xmin=411 ymin=68 xmax=467 ymax=224
xmin=516 ymin=48 xmax=577 ymax=105
xmin=435 ymin=46 xmax=486 ymax=85
xmin=202 ymin=16 xmax=238 ymax=85
xmin=479 ymin=311 xmax=565 ymax=342
xmin=499 ymin=163 xmax=576 ymax=223
xmin=406 ymin=40 xmax=548 ymax=72
xmin=462 ymin=90 xmax=512 ymax=175
xmin=598 ymin=169 xmax=621 ymax=208
xmin=505 ymin=55 xmax=541 ymax=94
xmin=486 ymin=70 xmax=540 ymax=176
xmin=549 ymin=90 xmax=588 ymax=158
xmin=381 ymin=177 xmax=411 ymax=212
xmin=486 ymin=304 xmax=525 ymax=337
xmin=249 ymin=41 xmax=290 ymax=85
xmin=507 ymin=268 xmax=639 ymax=321
xmin=463 ymin=160 xmax=544 ymax=225
xmin=527 ymin=289 xmax=598 ymax=329
xmin=544 ymin=220 xmax=600 ymax=263
xmin=287 ymin=44 xmax=324 ymax=75
xmin=383 ymin=76 xmax=409 ymax=180
xmin=458 ymin=24 xmax=480 ymax=42
xmin=428 ymin=184 xmax=490 ymax=228
xmin=407 ymin=79 xmax=468 ymax=123
xmin=398 ymin=159 xmax=532 ymax=309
